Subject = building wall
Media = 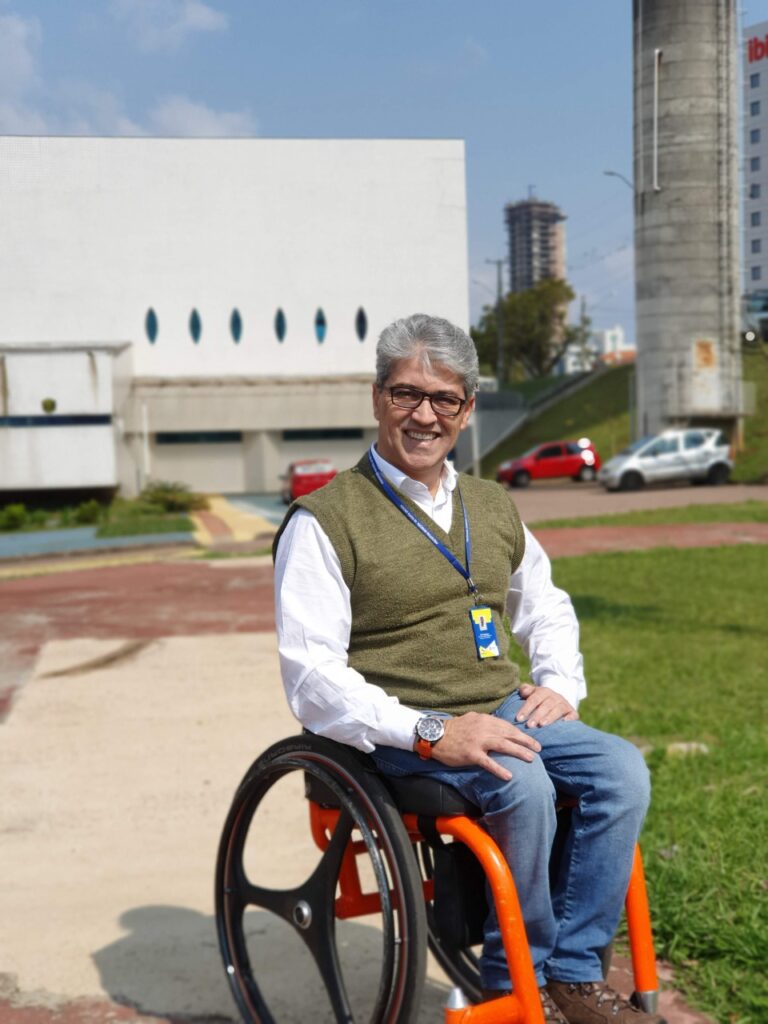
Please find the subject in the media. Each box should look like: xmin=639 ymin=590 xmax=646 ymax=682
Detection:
xmin=0 ymin=137 xmax=469 ymax=495
xmin=0 ymin=138 xmax=469 ymax=378
xmin=743 ymin=20 xmax=768 ymax=294
xmin=504 ymin=199 xmax=566 ymax=294
xmin=0 ymin=344 xmax=126 ymax=490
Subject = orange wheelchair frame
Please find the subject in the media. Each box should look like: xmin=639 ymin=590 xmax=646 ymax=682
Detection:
xmin=216 ymin=733 xmax=660 ymax=1024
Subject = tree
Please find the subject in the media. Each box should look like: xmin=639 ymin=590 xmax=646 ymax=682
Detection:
xmin=471 ymin=278 xmax=576 ymax=382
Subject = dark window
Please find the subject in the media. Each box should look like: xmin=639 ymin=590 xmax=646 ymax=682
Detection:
xmin=315 ymin=308 xmax=327 ymax=343
xmin=0 ymin=414 xmax=112 ymax=427
xmin=356 ymin=305 xmax=368 ymax=342
xmin=275 ymin=308 xmax=287 ymax=342
xmin=145 ymin=308 xmax=158 ymax=343
xmin=751 ymin=128 xmax=761 ymax=144
xmin=683 ymin=431 xmax=705 ymax=450
xmin=565 ymin=442 xmax=583 ymax=455
xmin=751 ymin=156 xmax=761 ymax=171
xmin=156 ymin=432 xmax=243 ymax=445
xmin=751 ymin=183 xmax=761 ymax=199
xmin=537 ymin=445 xmax=563 ymax=459
xmin=751 ymin=211 xmax=762 ymax=227
xmin=751 ymin=72 xmax=761 ymax=88
xmin=751 ymin=100 xmax=761 ymax=116
xmin=189 ymin=309 xmax=202 ymax=343
xmin=282 ymin=428 xmax=364 ymax=441
xmin=230 ymin=309 xmax=242 ymax=343
xmin=752 ymin=239 xmax=762 ymax=254
xmin=752 ymin=266 xmax=762 ymax=281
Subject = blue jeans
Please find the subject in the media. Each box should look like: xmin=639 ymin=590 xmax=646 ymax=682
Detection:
xmin=371 ymin=690 xmax=651 ymax=990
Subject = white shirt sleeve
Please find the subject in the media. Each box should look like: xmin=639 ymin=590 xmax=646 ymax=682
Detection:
xmin=273 ymin=508 xmax=421 ymax=753
xmin=505 ymin=524 xmax=587 ymax=710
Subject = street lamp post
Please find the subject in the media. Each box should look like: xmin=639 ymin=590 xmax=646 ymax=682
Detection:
xmin=485 ymin=258 xmax=506 ymax=386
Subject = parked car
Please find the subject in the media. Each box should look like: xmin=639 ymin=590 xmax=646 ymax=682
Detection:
xmin=281 ymin=459 xmax=337 ymax=503
xmin=496 ymin=439 xmax=601 ymax=488
xmin=597 ymin=428 xmax=732 ymax=491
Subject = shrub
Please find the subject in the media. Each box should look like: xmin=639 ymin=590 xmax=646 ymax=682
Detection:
xmin=73 ymin=499 xmax=103 ymax=525
xmin=0 ymin=504 xmax=28 ymax=531
xmin=29 ymin=509 xmax=51 ymax=527
xmin=141 ymin=480 xmax=208 ymax=513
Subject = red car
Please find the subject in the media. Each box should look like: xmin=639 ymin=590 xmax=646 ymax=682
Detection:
xmin=496 ymin=439 xmax=601 ymax=488
xmin=281 ymin=459 xmax=338 ymax=503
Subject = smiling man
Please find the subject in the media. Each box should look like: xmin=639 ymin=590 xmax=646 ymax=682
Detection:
xmin=273 ymin=314 xmax=663 ymax=1024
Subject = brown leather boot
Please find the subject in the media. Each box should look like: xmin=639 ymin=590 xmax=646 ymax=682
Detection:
xmin=546 ymin=981 xmax=667 ymax=1024
xmin=482 ymin=986 xmax=569 ymax=1023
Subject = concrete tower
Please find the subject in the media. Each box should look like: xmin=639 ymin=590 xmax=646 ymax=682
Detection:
xmin=632 ymin=0 xmax=743 ymax=437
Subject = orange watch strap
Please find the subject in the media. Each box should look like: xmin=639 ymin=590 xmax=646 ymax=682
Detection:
xmin=415 ymin=736 xmax=433 ymax=760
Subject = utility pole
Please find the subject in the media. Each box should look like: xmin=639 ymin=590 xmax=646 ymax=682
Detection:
xmin=486 ymin=258 xmax=505 ymax=386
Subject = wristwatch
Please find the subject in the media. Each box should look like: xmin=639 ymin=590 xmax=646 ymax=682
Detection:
xmin=414 ymin=715 xmax=446 ymax=760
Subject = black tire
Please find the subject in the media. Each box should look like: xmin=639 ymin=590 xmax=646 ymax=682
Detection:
xmin=216 ymin=735 xmax=427 ymax=1023
xmin=577 ymin=466 xmax=597 ymax=483
xmin=619 ymin=471 xmax=643 ymax=492
xmin=706 ymin=463 xmax=730 ymax=486
xmin=513 ymin=470 xmax=531 ymax=488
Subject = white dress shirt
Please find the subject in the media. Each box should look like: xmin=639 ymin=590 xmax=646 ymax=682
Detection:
xmin=274 ymin=446 xmax=586 ymax=753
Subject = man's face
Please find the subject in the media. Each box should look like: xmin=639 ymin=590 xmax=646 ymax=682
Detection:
xmin=372 ymin=355 xmax=475 ymax=490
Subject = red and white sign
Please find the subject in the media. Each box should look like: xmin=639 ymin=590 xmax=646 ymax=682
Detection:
xmin=748 ymin=36 xmax=768 ymax=62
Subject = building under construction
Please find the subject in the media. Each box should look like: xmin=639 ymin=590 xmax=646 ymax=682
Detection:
xmin=504 ymin=198 xmax=566 ymax=293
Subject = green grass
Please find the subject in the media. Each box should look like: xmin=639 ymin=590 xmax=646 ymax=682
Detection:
xmin=506 ymin=545 xmax=768 ymax=1024
xmin=527 ymin=499 xmax=768 ymax=530
xmin=481 ymin=365 xmax=633 ymax=476
xmin=733 ymin=349 xmax=768 ymax=484
xmin=96 ymin=514 xmax=193 ymax=538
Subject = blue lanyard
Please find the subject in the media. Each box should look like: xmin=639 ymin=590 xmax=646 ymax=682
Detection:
xmin=367 ymin=451 xmax=480 ymax=602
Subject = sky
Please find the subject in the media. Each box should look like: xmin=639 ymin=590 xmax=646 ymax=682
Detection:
xmin=4 ymin=0 xmax=768 ymax=340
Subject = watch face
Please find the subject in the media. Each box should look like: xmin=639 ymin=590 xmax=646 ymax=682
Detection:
xmin=417 ymin=717 xmax=445 ymax=743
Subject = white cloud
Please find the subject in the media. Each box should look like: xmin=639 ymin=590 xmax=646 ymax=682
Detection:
xmin=147 ymin=94 xmax=256 ymax=137
xmin=111 ymin=0 xmax=228 ymax=52
xmin=57 ymin=81 xmax=145 ymax=136
xmin=0 ymin=10 xmax=49 ymax=132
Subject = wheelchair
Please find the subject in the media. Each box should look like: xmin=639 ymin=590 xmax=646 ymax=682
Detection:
xmin=215 ymin=732 xmax=660 ymax=1024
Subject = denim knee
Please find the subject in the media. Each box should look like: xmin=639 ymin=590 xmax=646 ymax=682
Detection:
xmin=481 ymin=754 xmax=557 ymax=820
xmin=601 ymin=735 xmax=651 ymax=818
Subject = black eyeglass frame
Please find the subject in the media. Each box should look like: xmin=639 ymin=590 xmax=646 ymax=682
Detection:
xmin=386 ymin=385 xmax=468 ymax=418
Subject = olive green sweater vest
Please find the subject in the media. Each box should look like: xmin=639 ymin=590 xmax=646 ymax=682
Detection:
xmin=274 ymin=454 xmax=526 ymax=716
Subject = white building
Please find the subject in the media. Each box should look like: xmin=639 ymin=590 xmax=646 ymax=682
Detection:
xmin=744 ymin=21 xmax=768 ymax=314
xmin=558 ymin=325 xmax=634 ymax=374
xmin=0 ymin=136 xmax=468 ymax=496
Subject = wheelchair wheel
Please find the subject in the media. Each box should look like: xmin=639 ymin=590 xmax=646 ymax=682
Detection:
xmin=216 ymin=734 xmax=427 ymax=1023
xmin=417 ymin=841 xmax=483 ymax=1004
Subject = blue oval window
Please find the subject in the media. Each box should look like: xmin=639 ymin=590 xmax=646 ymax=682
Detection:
xmin=315 ymin=308 xmax=327 ymax=343
xmin=275 ymin=308 xmax=287 ymax=342
xmin=230 ymin=309 xmax=242 ymax=343
xmin=190 ymin=309 xmax=202 ymax=343
xmin=146 ymin=308 xmax=158 ymax=343
xmin=355 ymin=307 xmax=367 ymax=341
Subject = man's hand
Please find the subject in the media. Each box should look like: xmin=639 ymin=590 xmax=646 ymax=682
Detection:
xmin=515 ymin=683 xmax=579 ymax=729
xmin=430 ymin=711 xmax=541 ymax=782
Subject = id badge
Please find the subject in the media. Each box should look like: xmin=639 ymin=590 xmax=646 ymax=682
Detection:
xmin=469 ymin=606 xmax=500 ymax=660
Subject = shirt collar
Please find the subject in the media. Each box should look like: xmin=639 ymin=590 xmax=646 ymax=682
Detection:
xmin=369 ymin=444 xmax=458 ymax=497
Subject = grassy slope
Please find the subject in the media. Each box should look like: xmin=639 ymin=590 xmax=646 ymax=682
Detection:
xmin=482 ymin=354 xmax=768 ymax=484
xmin=506 ymin=545 xmax=768 ymax=1024
xmin=480 ymin=365 xmax=633 ymax=477
xmin=733 ymin=348 xmax=768 ymax=483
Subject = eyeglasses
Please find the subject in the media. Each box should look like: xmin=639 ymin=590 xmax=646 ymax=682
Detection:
xmin=387 ymin=385 xmax=467 ymax=417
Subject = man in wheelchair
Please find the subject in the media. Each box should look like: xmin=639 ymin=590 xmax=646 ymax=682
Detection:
xmin=273 ymin=314 xmax=663 ymax=1024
